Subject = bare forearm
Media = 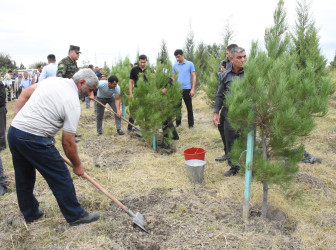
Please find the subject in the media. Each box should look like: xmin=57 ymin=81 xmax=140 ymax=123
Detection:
xmin=62 ymin=132 xmax=81 ymax=167
xmin=129 ymin=80 xmax=133 ymax=95
xmin=15 ymin=84 xmax=36 ymax=115
xmin=115 ymin=96 xmax=121 ymax=113
xmin=192 ymin=73 xmax=196 ymax=91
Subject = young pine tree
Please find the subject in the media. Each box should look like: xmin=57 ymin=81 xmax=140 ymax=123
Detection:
xmin=203 ymin=55 xmax=221 ymax=108
xmin=110 ymin=57 xmax=132 ymax=104
xmin=129 ymin=60 xmax=181 ymax=145
xmin=158 ymin=39 xmax=169 ymax=64
xmin=226 ymin=0 xmax=334 ymax=219
xmin=194 ymin=42 xmax=210 ymax=86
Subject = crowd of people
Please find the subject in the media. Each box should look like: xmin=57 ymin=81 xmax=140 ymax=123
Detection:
xmin=0 ymin=44 xmax=247 ymax=226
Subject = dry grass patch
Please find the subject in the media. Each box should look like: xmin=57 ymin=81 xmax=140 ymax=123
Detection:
xmin=1 ymin=88 xmax=336 ymax=248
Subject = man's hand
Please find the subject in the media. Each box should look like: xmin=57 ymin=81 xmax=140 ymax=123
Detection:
xmin=73 ymin=163 xmax=85 ymax=177
xmin=116 ymin=110 xmax=121 ymax=118
xmin=212 ymin=113 xmax=220 ymax=127
xmin=190 ymin=89 xmax=195 ymax=98
xmin=161 ymin=88 xmax=167 ymax=94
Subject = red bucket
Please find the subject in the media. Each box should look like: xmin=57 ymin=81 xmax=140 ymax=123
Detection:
xmin=184 ymin=147 xmax=206 ymax=161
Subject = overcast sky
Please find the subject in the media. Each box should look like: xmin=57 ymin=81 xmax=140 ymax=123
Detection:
xmin=1 ymin=0 xmax=335 ymax=68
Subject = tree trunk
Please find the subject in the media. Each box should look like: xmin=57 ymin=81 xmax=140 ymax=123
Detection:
xmin=261 ymin=128 xmax=268 ymax=219
xmin=261 ymin=180 xmax=268 ymax=219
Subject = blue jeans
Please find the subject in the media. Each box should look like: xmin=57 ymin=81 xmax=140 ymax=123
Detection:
xmin=7 ymin=126 xmax=86 ymax=223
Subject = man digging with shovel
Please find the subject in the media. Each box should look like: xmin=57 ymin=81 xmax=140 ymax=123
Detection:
xmin=7 ymin=69 xmax=100 ymax=226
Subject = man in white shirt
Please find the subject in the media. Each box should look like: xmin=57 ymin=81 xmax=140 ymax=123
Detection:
xmin=7 ymin=69 xmax=100 ymax=226
xmin=39 ymin=54 xmax=57 ymax=82
xmin=32 ymin=65 xmax=43 ymax=84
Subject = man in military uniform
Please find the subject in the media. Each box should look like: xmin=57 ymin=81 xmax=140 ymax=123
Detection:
xmin=57 ymin=45 xmax=82 ymax=142
xmin=57 ymin=45 xmax=81 ymax=78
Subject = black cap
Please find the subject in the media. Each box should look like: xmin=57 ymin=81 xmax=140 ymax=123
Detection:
xmin=69 ymin=45 xmax=81 ymax=53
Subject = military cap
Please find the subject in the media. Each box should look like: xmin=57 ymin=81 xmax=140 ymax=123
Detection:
xmin=69 ymin=45 xmax=81 ymax=53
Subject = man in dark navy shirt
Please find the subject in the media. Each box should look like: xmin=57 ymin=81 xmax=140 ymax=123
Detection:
xmin=213 ymin=47 xmax=247 ymax=177
xmin=215 ymin=44 xmax=238 ymax=162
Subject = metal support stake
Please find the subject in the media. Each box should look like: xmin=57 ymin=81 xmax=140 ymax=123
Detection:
xmin=243 ymin=128 xmax=255 ymax=222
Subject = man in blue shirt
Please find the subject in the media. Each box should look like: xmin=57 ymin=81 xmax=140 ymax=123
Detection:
xmin=96 ymin=75 xmax=124 ymax=136
xmin=39 ymin=54 xmax=58 ymax=82
xmin=20 ymin=72 xmax=32 ymax=89
xmin=172 ymin=49 xmax=196 ymax=129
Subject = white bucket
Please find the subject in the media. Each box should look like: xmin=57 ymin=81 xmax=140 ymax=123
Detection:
xmin=185 ymin=159 xmax=206 ymax=184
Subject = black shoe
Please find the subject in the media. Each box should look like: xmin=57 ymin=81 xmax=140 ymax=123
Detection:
xmin=97 ymin=132 xmax=102 ymax=137
xmin=70 ymin=212 xmax=99 ymax=226
xmin=27 ymin=209 xmax=44 ymax=223
xmin=75 ymin=138 xmax=80 ymax=143
xmin=117 ymin=129 xmax=125 ymax=135
xmin=176 ymin=123 xmax=181 ymax=128
xmin=189 ymin=126 xmax=194 ymax=130
xmin=75 ymin=134 xmax=82 ymax=138
xmin=0 ymin=185 xmax=7 ymax=195
xmin=223 ymin=167 xmax=239 ymax=177
xmin=215 ymin=155 xmax=229 ymax=162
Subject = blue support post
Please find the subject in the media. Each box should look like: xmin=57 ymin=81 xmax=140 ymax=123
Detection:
xmin=153 ymin=131 xmax=156 ymax=150
xmin=122 ymin=102 xmax=126 ymax=118
xmin=243 ymin=129 xmax=255 ymax=221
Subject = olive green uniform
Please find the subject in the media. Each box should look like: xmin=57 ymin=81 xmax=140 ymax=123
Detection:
xmin=57 ymin=56 xmax=78 ymax=78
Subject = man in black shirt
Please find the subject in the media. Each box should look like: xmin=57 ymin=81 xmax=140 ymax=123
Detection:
xmin=215 ymin=44 xmax=238 ymax=162
xmin=128 ymin=54 xmax=148 ymax=131
xmin=213 ymin=47 xmax=247 ymax=177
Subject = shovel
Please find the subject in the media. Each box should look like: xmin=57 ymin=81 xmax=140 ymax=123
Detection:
xmin=92 ymin=98 xmax=143 ymax=137
xmin=62 ymin=156 xmax=148 ymax=233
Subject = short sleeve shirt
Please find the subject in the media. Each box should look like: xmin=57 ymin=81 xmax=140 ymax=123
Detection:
xmin=39 ymin=63 xmax=58 ymax=82
xmin=11 ymin=77 xmax=80 ymax=137
xmin=173 ymin=60 xmax=195 ymax=89
xmin=20 ymin=78 xmax=32 ymax=89
xmin=97 ymin=80 xmax=120 ymax=98
xmin=130 ymin=66 xmax=147 ymax=88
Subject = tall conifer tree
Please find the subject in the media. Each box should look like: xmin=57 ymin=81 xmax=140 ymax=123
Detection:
xmin=129 ymin=60 xmax=182 ymax=145
xmin=184 ymin=22 xmax=195 ymax=62
xmin=158 ymin=39 xmax=169 ymax=64
xmin=226 ymin=0 xmax=334 ymax=218
xmin=110 ymin=57 xmax=132 ymax=104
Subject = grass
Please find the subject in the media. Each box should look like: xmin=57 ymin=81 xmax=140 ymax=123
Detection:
xmin=0 ymin=83 xmax=336 ymax=248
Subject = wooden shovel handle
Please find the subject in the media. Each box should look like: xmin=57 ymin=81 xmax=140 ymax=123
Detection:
xmin=61 ymin=155 xmax=129 ymax=213
xmin=92 ymin=98 xmax=138 ymax=129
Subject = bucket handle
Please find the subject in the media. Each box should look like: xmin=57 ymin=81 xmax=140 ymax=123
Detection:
xmin=194 ymin=139 xmax=202 ymax=154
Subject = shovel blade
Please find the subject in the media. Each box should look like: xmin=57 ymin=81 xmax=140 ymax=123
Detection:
xmin=132 ymin=212 xmax=148 ymax=233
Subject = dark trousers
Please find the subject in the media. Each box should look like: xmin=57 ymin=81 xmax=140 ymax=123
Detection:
xmin=96 ymin=96 xmax=121 ymax=134
xmin=0 ymin=106 xmax=6 ymax=186
xmin=128 ymin=117 xmax=134 ymax=131
xmin=218 ymin=108 xmax=226 ymax=154
xmin=222 ymin=108 xmax=239 ymax=166
xmin=176 ymin=89 xmax=194 ymax=127
xmin=162 ymin=118 xmax=178 ymax=140
xmin=7 ymin=126 xmax=86 ymax=223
